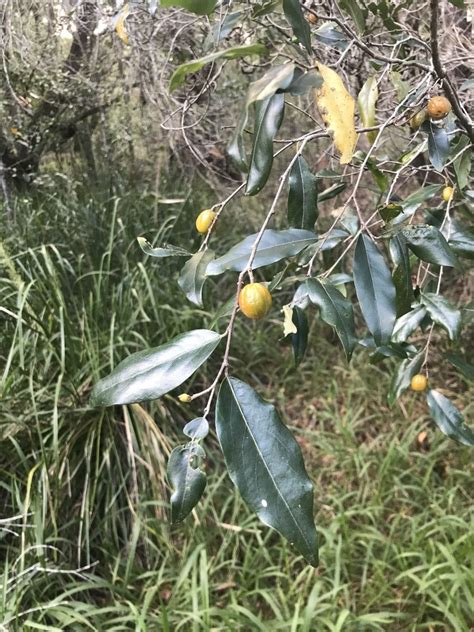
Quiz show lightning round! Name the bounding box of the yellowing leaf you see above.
[115,4,129,45]
[357,76,378,144]
[315,63,357,164]
[282,305,297,336]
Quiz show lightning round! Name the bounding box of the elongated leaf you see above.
[316,63,357,164]
[138,237,190,258]
[427,390,474,446]
[357,76,378,143]
[446,220,474,260]
[282,0,312,54]
[421,292,461,340]
[90,329,222,406]
[390,184,441,225]
[178,250,214,307]
[390,234,414,316]
[291,305,309,366]
[287,156,318,230]
[167,445,207,523]
[228,63,295,172]
[287,70,323,95]
[317,181,347,201]
[337,0,366,33]
[388,351,424,407]
[161,0,216,14]
[353,234,396,345]
[452,135,471,190]
[426,124,450,172]
[170,44,267,91]
[246,94,285,195]
[402,225,458,267]
[207,229,317,276]
[216,377,318,566]
[392,305,427,343]
[313,22,349,50]
[295,279,356,359]
[445,353,474,381]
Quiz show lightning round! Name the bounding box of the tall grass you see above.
[0,186,472,630]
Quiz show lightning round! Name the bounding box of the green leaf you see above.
[392,305,427,343]
[252,0,282,17]
[427,390,473,446]
[357,76,378,144]
[298,228,349,264]
[295,279,356,359]
[167,445,207,523]
[246,94,285,195]
[447,0,465,9]
[183,417,209,440]
[228,63,295,172]
[445,352,474,381]
[388,351,424,407]
[446,220,474,260]
[420,292,461,340]
[169,44,267,91]
[401,225,458,267]
[390,234,414,316]
[353,234,396,346]
[282,0,312,54]
[216,377,318,566]
[313,22,349,50]
[208,11,243,45]
[317,181,347,202]
[452,135,471,190]
[291,306,309,366]
[161,0,216,14]
[390,184,441,225]
[287,69,323,95]
[287,156,318,230]
[206,229,317,276]
[337,0,366,33]
[138,237,190,258]
[426,123,450,172]
[90,329,222,406]
[178,250,214,307]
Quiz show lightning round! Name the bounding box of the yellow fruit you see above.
[409,108,427,130]
[195,209,216,234]
[411,374,428,392]
[178,393,192,403]
[442,186,454,202]
[238,283,272,320]
[427,96,451,120]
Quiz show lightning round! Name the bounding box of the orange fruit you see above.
[195,210,216,234]
[411,374,428,392]
[427,96,451,120]
[442,186,454,202]
[306,13,318,24]
[238,283,272,320]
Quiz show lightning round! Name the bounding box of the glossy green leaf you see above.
[446,220,474,260]
[427,390,474,446]
[317,181,347,202]
[388,351,423,407]
[353,234,396,345]
[167,445,207,523]
[282,0,312,54]
[287,156,318,230]
[390,234,414,317]
[357,76,377,142]
[452,135,471,190]
[295,279,356,359]
[90,329,222,406]
[170,44,267,91]
[216,377,318,566]
[420,292,461,340]
[246,94,285,195]
[178,250,214,307]
[426,123,450,172]
[183,417,209,440]
[291,306,309,366]
[390,184,441,225]
[401,225,458,267]
[298,228,349,265]
[161,0,216,14]
[228,64,295,172]
[337,0,366,33]
[206,229,317,276]
[445,353,474,381]
[392,305,427,343]
[138,237,190,258]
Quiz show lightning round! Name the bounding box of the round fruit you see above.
[427,96,451,120]
[411,374,428,392]
[238,283,272,320]
[409,108,427,130]
[442,186,454,202]
[306,13,318,24]
[195,209,216,234]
